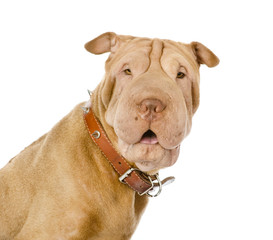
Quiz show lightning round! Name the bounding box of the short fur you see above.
[0,32,219,239]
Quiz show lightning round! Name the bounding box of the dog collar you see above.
[82,105,175,197]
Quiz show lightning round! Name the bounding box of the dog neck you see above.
[90,83,119,151]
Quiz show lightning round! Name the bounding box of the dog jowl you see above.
[0,32,219,239]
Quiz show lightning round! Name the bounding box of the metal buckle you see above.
[119,168,137,182]
[119,168,163,197]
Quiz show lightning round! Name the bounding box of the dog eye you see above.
[177,72,185,79]
[124,69,132,75]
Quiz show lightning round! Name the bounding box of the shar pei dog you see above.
[0,32,219,239]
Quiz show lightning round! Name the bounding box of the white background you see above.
[0,0,272,239]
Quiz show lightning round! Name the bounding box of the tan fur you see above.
[0,32,219,239]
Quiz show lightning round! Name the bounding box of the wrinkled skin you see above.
[86,32,219,173]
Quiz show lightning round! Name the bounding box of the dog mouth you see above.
[117,129,180,172]
[139,130,158,145]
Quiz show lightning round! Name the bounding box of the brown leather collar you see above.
[83,106,175,197]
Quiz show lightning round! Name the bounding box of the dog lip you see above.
[135,161,156,172]
[139,130,158,144]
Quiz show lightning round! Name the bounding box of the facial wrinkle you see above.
[148,39,164,71]
[164,40,199,72]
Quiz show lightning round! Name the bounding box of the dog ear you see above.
[85,32,118,54]
[190,42,219,67]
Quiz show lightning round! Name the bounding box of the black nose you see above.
[138,99,166,121]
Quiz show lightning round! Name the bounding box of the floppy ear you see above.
[190,42,219,67]
[85,32,118,54]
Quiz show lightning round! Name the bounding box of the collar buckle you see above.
[119,168,172,197]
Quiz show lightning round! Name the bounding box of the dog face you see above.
[85,32,219,173]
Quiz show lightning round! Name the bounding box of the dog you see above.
[0,32,219,239]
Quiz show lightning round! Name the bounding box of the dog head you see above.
[85,32,219,173]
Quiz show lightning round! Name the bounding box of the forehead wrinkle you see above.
[165,40,199,66]
[124,38,151,52]
[148,39,165,71]
[107,38,151,68]
[160,41,200,85]
[163,40,199,72]
[150,39,164,60]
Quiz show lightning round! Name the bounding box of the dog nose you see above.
[138,99,166,121]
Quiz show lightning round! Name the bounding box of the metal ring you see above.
[92,130,100,139]
[146,174,162,197]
